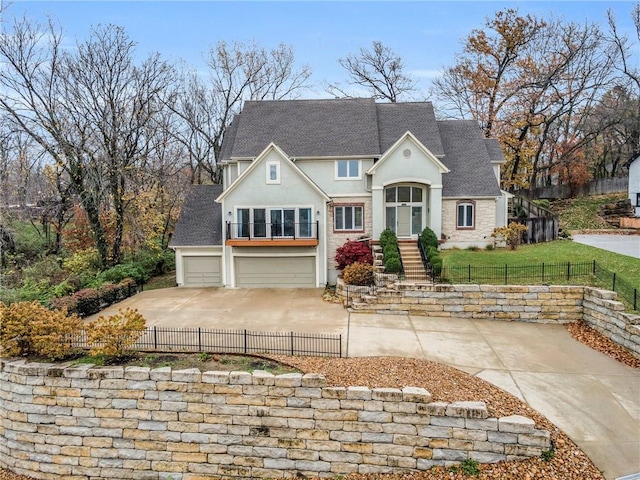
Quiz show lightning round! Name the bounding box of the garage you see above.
[234,256,316,288]
[183,256,222,287]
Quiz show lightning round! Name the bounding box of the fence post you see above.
[244,330,248,354]
[290,332,294,356]
[153,326,157,350]
[612,273,616,292]
[592,260,596,275]
[541,263,545,283]
[504,264,508,285]
[567,262,571,281]
[634,289,638,311]
[339,334,342,358]
[468,264,471,283]
[198,327,202,352]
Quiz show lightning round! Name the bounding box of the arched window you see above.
[456,201,475,229]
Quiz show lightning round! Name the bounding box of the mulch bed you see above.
[3,319,636,480]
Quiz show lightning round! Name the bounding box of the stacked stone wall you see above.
[0,362,550,480]
[337,281,640,359]
[340,282,584,324]
[583,287,640,358]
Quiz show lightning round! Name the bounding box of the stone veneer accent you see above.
[0,362,550,480]
[441,198,496,248]
[337,281,640,359]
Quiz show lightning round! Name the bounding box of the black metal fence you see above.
[73,327,342,357]
[364,260,638,311]
[440,260,638,311]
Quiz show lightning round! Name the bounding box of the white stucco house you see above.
[627,154,640,217]
[170,98,509,288]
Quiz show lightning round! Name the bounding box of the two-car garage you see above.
[234,256,316,288]
[174,248,318,288]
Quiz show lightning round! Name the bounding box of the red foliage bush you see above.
[335,240,373,270]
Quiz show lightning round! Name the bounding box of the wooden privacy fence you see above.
[72,327,343,357]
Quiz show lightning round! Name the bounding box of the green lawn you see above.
[440,240,640,293]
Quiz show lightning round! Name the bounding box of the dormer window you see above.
[336,160,361,180]
[266,161,280,184]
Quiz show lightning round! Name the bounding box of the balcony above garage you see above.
[225,221,319,247]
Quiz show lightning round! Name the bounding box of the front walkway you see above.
[90,288,640,479]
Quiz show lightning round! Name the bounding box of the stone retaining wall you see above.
[337,281,640,358]
[583,287,640,357]
[0,361,550,480]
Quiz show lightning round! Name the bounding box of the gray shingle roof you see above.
[484,138,506,164]
[376,102,444,156]
[220,98,504,198]
[228,98,380,158]
[437,120,502,197]
[169,185,223,247]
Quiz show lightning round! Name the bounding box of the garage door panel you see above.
[235,257,315,288]
[184,256,221,287]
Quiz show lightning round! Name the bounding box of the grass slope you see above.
[441,240,640,291]
[551,193,627,231]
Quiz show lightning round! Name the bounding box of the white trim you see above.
[367,131,450,175]
[216,143,331,202]
[334,205,364,231]
[234,154,377,162]
[327,192,372,198]
[443,195,500,200]
[335,159,362,180]
[266,161,280,184]
[382,178,433,187]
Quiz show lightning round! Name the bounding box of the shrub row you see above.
[379,229,401,273]
[0,301,146,361]
[48,278,137,317]
[420,227,442,277]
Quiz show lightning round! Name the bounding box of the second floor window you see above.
[335,205,363,231]
[336,160,360,179]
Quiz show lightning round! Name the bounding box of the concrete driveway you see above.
[572,234,640,259]
[90,287,640,479]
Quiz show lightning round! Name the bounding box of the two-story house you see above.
[170,98,509,288]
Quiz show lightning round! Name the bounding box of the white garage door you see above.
[235,257,315,288]
[183,256,222,287]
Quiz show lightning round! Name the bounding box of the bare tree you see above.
[0,18,176,267]
[170,41,312,184]
[605,4,640,161]
[328,41,416,102]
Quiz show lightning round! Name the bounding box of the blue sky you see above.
[4,1,639,97]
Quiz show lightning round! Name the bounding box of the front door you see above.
[397,206,411,237]
[385,185,426,238]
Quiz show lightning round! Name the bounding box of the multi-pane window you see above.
[336,160,360,179]
[235,207,313,238]
[457,202,474,228]
[335,205,363,231]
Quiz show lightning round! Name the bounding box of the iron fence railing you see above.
[72,327,342,357]
[441,261,595,285]
[226,221,319,241]
[358,260,637,311]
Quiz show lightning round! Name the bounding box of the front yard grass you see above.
[440,240,640,292]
